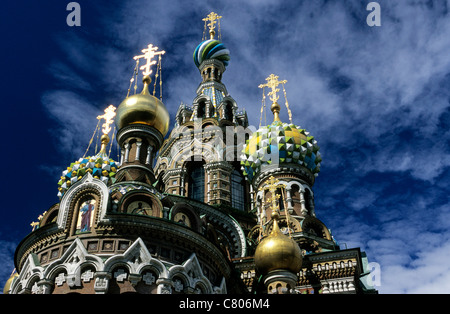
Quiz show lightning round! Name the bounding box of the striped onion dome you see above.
[193,39,230,67]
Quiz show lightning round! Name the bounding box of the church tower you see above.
[154,12,252,231]
[239,74,377,294]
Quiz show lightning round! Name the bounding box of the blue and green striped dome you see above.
[194,39,230,67]
[240,121,321,181]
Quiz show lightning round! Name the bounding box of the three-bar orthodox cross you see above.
[133,44,166,77]
[203,12,222,40]
[258,74,287,104]
[97,104,116,135]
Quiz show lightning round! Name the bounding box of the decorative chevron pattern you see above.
[240,121,321,181]
[193,39,230,67]
[57,153,118,199]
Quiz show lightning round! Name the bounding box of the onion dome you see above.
[240,121,321,181]
[115,76,170,137]
[254,212,303,275]
[57,135,118,199]
[2,271,18,294]
[193,39,230,68]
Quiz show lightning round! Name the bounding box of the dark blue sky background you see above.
[1,0,450,293]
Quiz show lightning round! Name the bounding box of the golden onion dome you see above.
[3,271,18,294]
[115,76,170,137]
[254,213,303,275]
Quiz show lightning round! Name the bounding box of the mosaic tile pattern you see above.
[240,121,321,181]
[57,153,118,199]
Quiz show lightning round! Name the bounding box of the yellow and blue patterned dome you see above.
[240,121,321,181]
[193,39,230,67]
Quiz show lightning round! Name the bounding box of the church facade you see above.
[4,13,377,295]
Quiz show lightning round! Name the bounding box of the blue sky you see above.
[1,0,450,294]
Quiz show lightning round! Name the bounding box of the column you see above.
[299,191,307,216]
[146,146,154,165]
[124,143,130,163]
[135,140,142,161]
[285,187,294,214]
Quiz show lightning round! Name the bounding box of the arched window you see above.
[188,162,205,202]
[276,187,285,212]
[231,170,245,211]
[197,101,206,118]
[224,102,233,121]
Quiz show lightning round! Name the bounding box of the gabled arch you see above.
[57,173,109,232]
[104,238,167,277]
[10,254,44,294]
[168,253,213,294]
[44,238,104,289]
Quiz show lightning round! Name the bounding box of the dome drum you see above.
[116,124,164,152]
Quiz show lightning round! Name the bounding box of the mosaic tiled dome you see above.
[240,121,321,181]
[57,153,118,199]
[193,39,230,67]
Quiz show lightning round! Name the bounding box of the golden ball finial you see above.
[142,75,152,86]
[254,216,303,275]
[101,134,110,145]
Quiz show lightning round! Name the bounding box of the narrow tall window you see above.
[231,170,245,211]
[197,101,206,118]
[189,164,205,201]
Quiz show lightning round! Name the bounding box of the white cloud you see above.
[379,240,450,294]
[41,90,101,159]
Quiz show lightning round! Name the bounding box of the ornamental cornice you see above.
[15,225,65,272]
[116,124,164,148]
[253,164,315,188]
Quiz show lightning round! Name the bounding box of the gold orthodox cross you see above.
[258,74,287,104]
[30,221,39,231]
[97,105,116,135]
[133,44,166,77]
[259,176,286,214]
[203,12,222,39]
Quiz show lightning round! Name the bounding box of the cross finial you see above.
[133,44,166,77]
[258,74,287,104]
[96,105,117,154]
[259,176,286,215]
[30,221,39,231]
[97,105,116,135]
[259,74,288,122]
[203,12,222,40]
